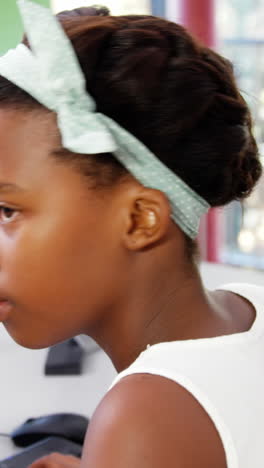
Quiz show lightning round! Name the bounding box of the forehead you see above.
[0,108,61,179]
[0,108,60,150]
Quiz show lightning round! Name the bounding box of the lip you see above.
[0,300,12,321]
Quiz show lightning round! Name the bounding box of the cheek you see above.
[1,216,122,348]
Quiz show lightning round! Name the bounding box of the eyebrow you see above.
[0,183,24,193]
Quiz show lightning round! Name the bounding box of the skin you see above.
[0,109,256,468]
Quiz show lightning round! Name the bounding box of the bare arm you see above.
[80,373,227,468]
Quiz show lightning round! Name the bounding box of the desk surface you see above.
[0,329,116,458]
[0,262,263,459]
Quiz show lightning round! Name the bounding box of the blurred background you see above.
[0,0,264,272]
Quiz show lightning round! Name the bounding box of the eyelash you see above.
[0,206,19,224]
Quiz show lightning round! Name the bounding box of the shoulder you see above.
[81,373,227,468]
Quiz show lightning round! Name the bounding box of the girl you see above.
[0,1,263,467]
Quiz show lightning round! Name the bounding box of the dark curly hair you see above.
[57,5,110,18]
[0,6,262,215]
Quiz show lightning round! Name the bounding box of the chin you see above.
[3,323,68,350]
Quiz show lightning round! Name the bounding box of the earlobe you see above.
[123,189,171,251]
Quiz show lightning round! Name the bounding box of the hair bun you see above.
[58,5,110,19]
[90,5,110,16]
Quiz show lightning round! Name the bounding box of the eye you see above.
[0,206,19,224]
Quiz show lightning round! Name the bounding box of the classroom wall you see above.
[0,0,50,55]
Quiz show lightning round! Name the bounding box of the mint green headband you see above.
[0,0,209,239]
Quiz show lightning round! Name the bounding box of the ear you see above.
[123,188,172,251]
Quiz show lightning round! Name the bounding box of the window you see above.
[216,0,264,269]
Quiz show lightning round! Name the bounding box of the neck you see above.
[86,239,222,372]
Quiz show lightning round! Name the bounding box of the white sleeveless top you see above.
[110,284,264,468]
